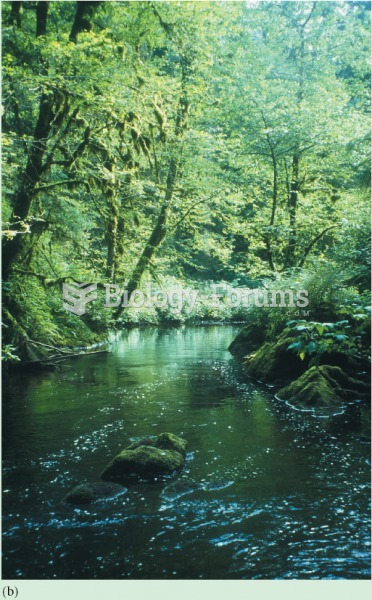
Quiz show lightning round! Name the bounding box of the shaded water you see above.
[2,326,371,579]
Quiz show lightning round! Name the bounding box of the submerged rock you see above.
[160,480,202,501]
[64,482,127,505]
[100,432,187,483]
[160,479,235,502]
[201,479,234,492]
[277,365,370,410]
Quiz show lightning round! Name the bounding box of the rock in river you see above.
[243,330,308,384]
[64,481,127,505]
[160,480,202,501]
[160,478,235,502]
[100,432,187,483]
[277,365,370,410]
[127,432,187,456]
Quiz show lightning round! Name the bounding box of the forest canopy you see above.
[1,1,370,362]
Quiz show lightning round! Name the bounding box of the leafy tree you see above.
[207,1,370,274]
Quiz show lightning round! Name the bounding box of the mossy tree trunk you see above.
[2,3,54,280]
[2,1,102,281]
[114,46,193,320]
[69,1,102,42]
[8,1,23,27]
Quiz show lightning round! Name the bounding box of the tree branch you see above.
[42,106,80,171]
[35,179,83,192]
[12,268,77,287]
[170,197,213,231]
[298,225,338,268]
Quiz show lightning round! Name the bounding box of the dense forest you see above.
[2,0,370,365]
[2,1,371,583]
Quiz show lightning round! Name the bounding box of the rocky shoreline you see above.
[229,323,370,417]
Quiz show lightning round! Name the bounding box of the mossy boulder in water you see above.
[228,323,267,358]
[154,432,187,456]
[244,330,308,384]
[277,365,370,410]
[126,437,156,451]
[64,482,127,505]
[101,446,184,482]
[126,432,187,456]
[100,433,187,483]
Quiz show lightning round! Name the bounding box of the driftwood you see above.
[15,349,110,371]
[3,307,109,369]
[27,339,72,354]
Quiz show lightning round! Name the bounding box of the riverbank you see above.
[229,303,370,424]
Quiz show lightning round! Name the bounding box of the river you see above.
[2,325,371,579]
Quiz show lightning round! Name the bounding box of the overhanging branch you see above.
[298,225,338,268]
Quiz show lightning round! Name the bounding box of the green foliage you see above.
[2,345,21,363]
[231,264,371,358]
[1,1,370,361]
[287,320,358,361]
[116,277,250,326]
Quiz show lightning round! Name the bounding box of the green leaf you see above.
[306,341,317,354]
[288,341,304,352]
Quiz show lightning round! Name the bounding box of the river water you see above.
[2,326,371,579]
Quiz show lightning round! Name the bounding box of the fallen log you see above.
[12,349,110,371]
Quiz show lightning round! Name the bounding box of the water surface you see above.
[2,326,371,579]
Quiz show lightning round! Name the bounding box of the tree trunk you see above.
[264,235,276,272]
[69,1,102,42]
[3,0,97,280]
[113,32,192,321]
[2,92,56,279]
[106,190,119,282]
[269,154,278,227]
[298,225,338,268]
[265,151,278,271]
[8,1,23,28]
[3,0,53,278]
[114,159,177,320]
[36,1,48,37]
[285,152,299,268]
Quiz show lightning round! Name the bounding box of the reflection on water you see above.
[2,326,371,579]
